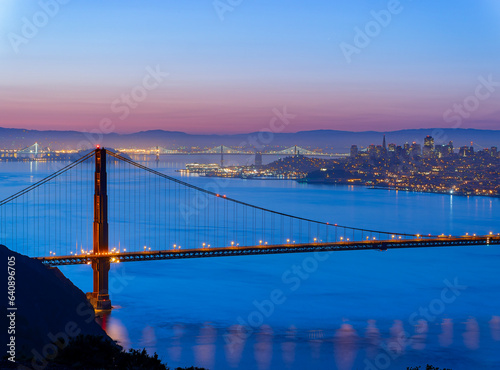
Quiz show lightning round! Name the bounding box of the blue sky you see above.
[1,0,499,133]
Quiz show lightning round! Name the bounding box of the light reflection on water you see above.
[101,316,500,370]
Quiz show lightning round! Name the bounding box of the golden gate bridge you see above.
[0,148,498,310]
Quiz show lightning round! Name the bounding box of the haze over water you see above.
[1,156,499,369]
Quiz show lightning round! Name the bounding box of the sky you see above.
[0,0,499,134]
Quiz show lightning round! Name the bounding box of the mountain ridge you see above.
[1,127,499,151]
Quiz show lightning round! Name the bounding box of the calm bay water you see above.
[1,155,499,369]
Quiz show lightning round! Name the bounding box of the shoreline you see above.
[302,180,500,198]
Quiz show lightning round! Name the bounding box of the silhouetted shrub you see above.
[52,334,167,369]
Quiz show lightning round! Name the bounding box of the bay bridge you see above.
[0,148,498,310]
[0,142,50,159]
[143,145,349,157]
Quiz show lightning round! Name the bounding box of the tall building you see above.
[435,143,453,158]
[395,145,404,157]
[350,145,358,158]
[424,135,435,150]
[491,147,498,157]
[368,144,376,158]
[410,142,421,157]
[382,135,386,150]
[422,135,434,158]
[459,146,474,157]
[255,152,263,167]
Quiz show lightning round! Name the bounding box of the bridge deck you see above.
[37,236,499,266]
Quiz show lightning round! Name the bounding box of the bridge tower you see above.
[220,145,224,168]
[87,148,112,310]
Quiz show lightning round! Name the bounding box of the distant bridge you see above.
[0,143,55,159]
[136,145,348,157]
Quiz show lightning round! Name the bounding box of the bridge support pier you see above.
[87,148,112,311]
[87,258,111,310]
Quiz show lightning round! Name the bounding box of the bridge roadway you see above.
[37,235,500,266]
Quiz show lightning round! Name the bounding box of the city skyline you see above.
[1,1,500,134]
[2,3,500,369]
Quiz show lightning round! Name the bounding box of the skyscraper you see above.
[422,135,435,158]
[424,135,434,150]
[350,145,358,157]
[255,152,263,167]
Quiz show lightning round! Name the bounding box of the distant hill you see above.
[1,127,499,152]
